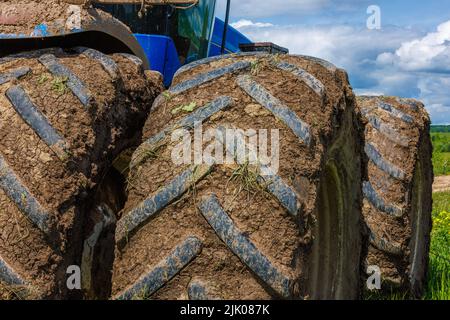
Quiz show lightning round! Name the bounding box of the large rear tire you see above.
[357,96,433,298]
[111,53,364,300]
[0,48,157,299]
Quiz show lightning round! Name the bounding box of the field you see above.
[422,127,450,300]
[427,126,450,300]
[421,127,449,299]
[432,132,450,175]
[425,191,450,300]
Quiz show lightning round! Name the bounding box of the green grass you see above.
[425,191,450,300]
[422,129,449,299]
[432,132,450,175]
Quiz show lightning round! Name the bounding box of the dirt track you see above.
[433,175,450,193]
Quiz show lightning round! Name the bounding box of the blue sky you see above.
[215,0,450,124]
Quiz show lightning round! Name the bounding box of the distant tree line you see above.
[431,125,450,133]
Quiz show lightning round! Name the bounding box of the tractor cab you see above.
[96,0,217,86]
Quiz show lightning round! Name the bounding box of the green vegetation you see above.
[431,125,450,133]
[432,131,450,175]
[227,161,265,199]
[172,102,197,115]
[428,126,449,300]
[51,76,68,95]
[425,191,450,300]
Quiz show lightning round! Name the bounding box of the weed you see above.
[227,160,267,200]
[129,139,166,174]
[37,74,48,85]
[250,59,264,76]
[126,141,164,193]
[131,285,150,300]
[51,76,68,95]
[0,282,37,300]
[172,102,197,115]
[269,53,283,65]
[425,191,450,300]
[162,90,173,102]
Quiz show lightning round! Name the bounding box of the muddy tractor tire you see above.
[111,53,364,300]
[358,96,433,298]
[0,48,158,299]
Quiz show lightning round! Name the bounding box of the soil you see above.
[111,54,363,299]
[433,175,450,193]
[0,1,123,37]
[0,48,159,298]
[357,96,433,297]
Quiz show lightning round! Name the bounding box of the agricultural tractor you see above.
[0,0,432,300]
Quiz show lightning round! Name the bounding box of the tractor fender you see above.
[0,1,149,69]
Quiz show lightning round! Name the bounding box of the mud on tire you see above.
[111,53,364,300]
[358,96,433,298]
[0,48,157,299]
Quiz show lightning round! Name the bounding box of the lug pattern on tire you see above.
[358,96,433,296]
[115,236,203,300]
[198,194,293,298]
[115,164,212,244]
[6,85,70,162]
[38,54,93,106]
[112,53,362,300]
[237,75,312,146]
[0,48,155,298]
[0,67,31,85]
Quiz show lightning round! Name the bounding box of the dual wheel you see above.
[109,53,432,299]
[0,49,432,300]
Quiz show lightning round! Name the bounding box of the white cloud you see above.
[215,0,370,19]
[426,105,450,125]
[232,20,450,123]
[354,90,385,96]
[377,20,450,73]
[234,23,420,72]
[231,20,274,29]
[374,20,450,123]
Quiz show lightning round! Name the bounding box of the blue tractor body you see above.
[134,34,181,87]
[208,17,252,56]
[132,17,251,86]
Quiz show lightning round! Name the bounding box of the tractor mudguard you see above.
[0,0,149,69]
